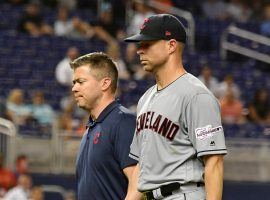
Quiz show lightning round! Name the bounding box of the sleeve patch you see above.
[195,125,222,141]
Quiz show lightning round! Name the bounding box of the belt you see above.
[144,182,204,200]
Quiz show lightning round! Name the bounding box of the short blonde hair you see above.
[70,52,118,93]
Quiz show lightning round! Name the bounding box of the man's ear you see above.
[101,77,112,91]
[168,39,177,54]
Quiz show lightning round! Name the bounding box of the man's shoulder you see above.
[102,102,134,122]
[108,105,136,135]
[116,105,136,120]
[179,73,212,95]
[170,73,217,105]
[139,85,156,101]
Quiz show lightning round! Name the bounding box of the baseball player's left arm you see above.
[124,164,143,200]
[203,154,224,200]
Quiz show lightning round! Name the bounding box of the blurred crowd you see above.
[0,0,269,136]
[0,0,269,199]
[198,65,270,125]
[1,0,270,37]
[1,0,270,36]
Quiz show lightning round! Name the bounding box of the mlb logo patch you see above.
[210,141,215,146]
[195,125,222,141]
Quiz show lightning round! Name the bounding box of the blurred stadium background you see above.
[0,0,270,199]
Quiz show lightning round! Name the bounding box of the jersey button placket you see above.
[149,91,159,106]
[141,91,160,184]
[140,91,158,183]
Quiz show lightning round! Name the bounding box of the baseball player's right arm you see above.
[125,164,143,200]
[203,154,224,200]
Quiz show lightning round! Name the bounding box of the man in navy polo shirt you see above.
[70,52,138,200]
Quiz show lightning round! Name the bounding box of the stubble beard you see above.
[143,62,163,74]
[77,102,87,110]
[143,62,155,73]
[76,98,89,111]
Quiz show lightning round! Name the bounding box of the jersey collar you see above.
[86,100,120,128]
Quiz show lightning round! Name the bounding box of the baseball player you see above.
[124,14,227,200]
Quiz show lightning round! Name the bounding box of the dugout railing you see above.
[0,115,80,174]
[220,24,270,64]
[0,118,58,173]
[0,118,16,169]
[2,117,270,182]
[55,131,270,181]
[224,137,270,182]
[54,131,81,174]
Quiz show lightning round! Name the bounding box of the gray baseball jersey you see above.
[129,73,227,191]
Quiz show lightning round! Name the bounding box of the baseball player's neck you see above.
[155,62,186,90]
[90,95,115,121]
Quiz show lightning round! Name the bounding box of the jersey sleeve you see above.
[129,97,144,161]
[129,130,140,161]
[185,93,227,157]
[114,113,138,169]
